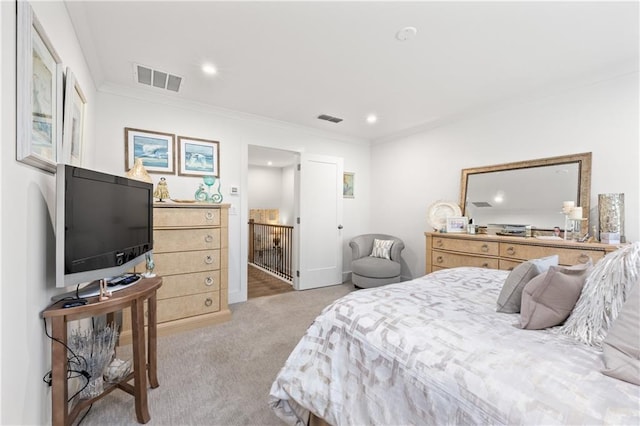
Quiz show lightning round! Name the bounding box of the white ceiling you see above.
[65,1,639,143]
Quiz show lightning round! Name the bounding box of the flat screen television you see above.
[55,164,153,291]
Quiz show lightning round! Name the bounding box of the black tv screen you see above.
[55,164,153,288]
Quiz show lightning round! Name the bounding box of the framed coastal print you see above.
[62,68,86,166]
[343,172,355,198]
[125,127,175,174]
[177,136,220,177]
[17,1,64,173]
[446,216,469,233]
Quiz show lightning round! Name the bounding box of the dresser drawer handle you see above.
[205,255,214,264]
[578,254,590,263]
[481,244,489,253]
[205,234,213,243]
[204,298,213,307]
[436,256,444,264]
[435,239,444,248]
[482,263,489,268]
[205,212,214,220]
[506,246,516,255]
[205,276,214,286]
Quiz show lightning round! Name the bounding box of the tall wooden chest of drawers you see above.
[425,232,619,275]
[121,203,231,344]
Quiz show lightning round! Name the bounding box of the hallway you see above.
[247,264,294,299]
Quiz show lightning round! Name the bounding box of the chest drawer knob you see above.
[205,234,213,243]
[204,298,213,307]
[436,256,444,264]
[205,255,214,264]
[205,276,214,286]
[481,244,489,252]
[482,262,489,268]
[435,239,444,248]
[578,253,591,263]
[205,211,214,220]
[506,246,516,255]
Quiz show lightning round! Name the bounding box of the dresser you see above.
[121,203,231,344]
[425,232,619,274]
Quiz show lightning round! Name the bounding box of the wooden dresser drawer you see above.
[432,236,499,256]
[122,290,221,330]
[157,291,221,323]
[154,228,220,253]
[157,270,220,300]
[153,250,220,276]
[154,207,220,228]
[499,259,522,271]
[500,243,605,265]
[432,251,499,269]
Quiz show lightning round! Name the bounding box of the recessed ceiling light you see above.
[202,63,217,75]
[396,26,417,41]
[366,114,378,124]
[267,161,273,166]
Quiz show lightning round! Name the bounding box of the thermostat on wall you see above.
[229,186,239,195]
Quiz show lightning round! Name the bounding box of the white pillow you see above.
[370,239,394,260]
[559,242,640,347]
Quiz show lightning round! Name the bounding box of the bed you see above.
[269,266,640,425]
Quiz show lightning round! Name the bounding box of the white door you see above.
[294,153,344,290]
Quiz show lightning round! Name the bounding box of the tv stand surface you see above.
[51,274,142,301]
[42,276,163,426]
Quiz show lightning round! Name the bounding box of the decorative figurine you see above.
[195,176,223,203]
[143,252,156,278]
[125,158,153,183]
[153,177,170,202]
[195,183,208,202]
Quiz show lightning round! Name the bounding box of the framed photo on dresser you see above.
[446,216,469,233]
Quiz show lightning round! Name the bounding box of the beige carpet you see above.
[80,282,354,425]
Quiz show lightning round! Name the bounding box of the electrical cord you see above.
[42,318,91,402]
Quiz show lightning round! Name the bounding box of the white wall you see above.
[248,165,283,210]
[371,73,639,279]
[281,165,295,225]
[94,90,372,305]
[1,2,96,424]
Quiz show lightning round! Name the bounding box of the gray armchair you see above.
[349,234,405,288]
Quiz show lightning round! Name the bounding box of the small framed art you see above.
[125,127,175,174]
[177,136,220,177]
[446,216,469,233]
[62,68,86,166]
[17,1,64,173]
[343,172,354,198]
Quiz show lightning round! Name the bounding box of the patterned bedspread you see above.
[269,267,640,425]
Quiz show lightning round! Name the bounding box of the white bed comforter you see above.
[269,267,640,425]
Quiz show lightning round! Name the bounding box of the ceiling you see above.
[65,1,639,143]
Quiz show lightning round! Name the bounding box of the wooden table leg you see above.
[131,297,150,424]
[51,317,69,426]
[147,293,159,388]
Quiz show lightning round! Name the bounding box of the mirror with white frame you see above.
[460,153,591,232]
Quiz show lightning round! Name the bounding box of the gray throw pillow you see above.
[520,262,592,330]
[602,282,640,385]
[496,255,559,313]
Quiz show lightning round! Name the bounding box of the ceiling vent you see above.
[317,114,343,124]
[134,64,182,92]
[472,201,493,207]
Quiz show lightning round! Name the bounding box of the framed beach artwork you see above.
[177,136,220,177]
[343,172,355,198]
[17,1,64,173]
[62,68,86,166]
[125,127,175,174]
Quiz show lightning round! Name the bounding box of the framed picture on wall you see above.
[177,136,220,177]
[17,1,64,173]
[343,172,355,198]
[62,68,86,166]
[125,127,175,174]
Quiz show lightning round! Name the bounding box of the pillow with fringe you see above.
[558,242,640,347]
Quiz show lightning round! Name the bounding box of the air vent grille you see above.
[472,201,493,207]
[317,114,343,123]
[134,64,182,92]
